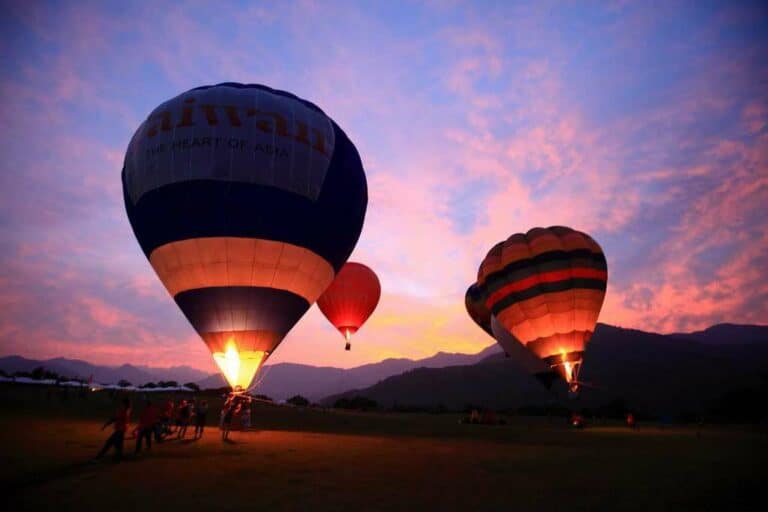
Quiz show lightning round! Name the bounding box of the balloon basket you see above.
[345,342,351,351]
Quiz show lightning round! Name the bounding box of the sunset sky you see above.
[1,1,766,373]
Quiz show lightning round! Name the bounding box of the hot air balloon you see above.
[122,83,367,390]
[465,283,493,338]
[317,262,380,350]
[475,226,607,391]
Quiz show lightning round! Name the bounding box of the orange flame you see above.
[561,349,574,383]
[212,338,265,390]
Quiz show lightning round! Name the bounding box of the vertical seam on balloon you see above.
[269,242,286,289]
[540,229,560,346]
[270,92,277,188]
[515,232,536,347]
[241,238,257,343]
[288,94,298,197]
[217,87,234,341]
[568,231,579,362]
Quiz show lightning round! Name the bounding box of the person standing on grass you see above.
[240,399,251,431]
[135,400,159,454]
[160,399,175,439]
[194,399,209,439]
[221,400,236,441]
[188,398,196,427]
[177,399,191,439]
[94,397,131,461]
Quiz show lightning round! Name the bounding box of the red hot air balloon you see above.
[317,262,381,350]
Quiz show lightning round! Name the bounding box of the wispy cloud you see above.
[0,1,766,371]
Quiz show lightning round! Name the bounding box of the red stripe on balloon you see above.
[486,268,607,308]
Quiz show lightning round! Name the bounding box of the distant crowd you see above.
[94,393,254,461]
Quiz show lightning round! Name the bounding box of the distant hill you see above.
[4,323,765,413]
[0,356,209,385]
[323,323,768,416]
[197,344,502,400]
[578,323,768,414]
[669,323,767,345]
[134,364,210,384]
[0,345,501,396]
[323,361,556,410]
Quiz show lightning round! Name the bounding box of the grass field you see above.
[1,385,765,511]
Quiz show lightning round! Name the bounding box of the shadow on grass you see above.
[3,456,133,494]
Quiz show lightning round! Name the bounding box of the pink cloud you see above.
[79,297,134,328]
[1,1,766,376]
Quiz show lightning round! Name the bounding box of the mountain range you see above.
[2,323,765,415]
[0,344,501,399]
[196,345,500,400]
[324,323,768,416]
[0,356,211,385]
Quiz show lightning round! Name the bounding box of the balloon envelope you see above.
[123,83,367,389]
[317,262,380,348]
[476,226,607,386]
[465,283,493,337]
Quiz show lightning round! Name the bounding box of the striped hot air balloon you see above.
[475,226,607,390]
[317,262,380,350]
[123,83,367,390]
[465,282,493,338]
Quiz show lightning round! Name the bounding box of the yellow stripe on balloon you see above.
[149,237,335,304]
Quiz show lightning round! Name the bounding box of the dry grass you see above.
[1,387,765,511]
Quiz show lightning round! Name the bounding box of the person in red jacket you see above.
[135,400,159,454]
[95,398,131,461]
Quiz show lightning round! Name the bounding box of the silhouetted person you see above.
[240,401,251,431]
[135,400,159,454]
[194,400,209,439]
[160,399,175,439]
[221,401,236,441]
[95,398,131,461]
[177,399,191,439]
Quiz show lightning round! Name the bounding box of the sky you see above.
[0,0,766,373]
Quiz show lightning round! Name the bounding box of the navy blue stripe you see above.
[483,249,607,293]
[123,121,366,272]
[174,287,310,336]
[490,278,607,316]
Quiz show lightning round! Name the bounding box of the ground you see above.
[1,385,765,511]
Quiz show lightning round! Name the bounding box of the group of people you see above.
[94,395,230,462]
[219,393,252,441]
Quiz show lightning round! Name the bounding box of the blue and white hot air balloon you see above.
[122,83,367,389]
